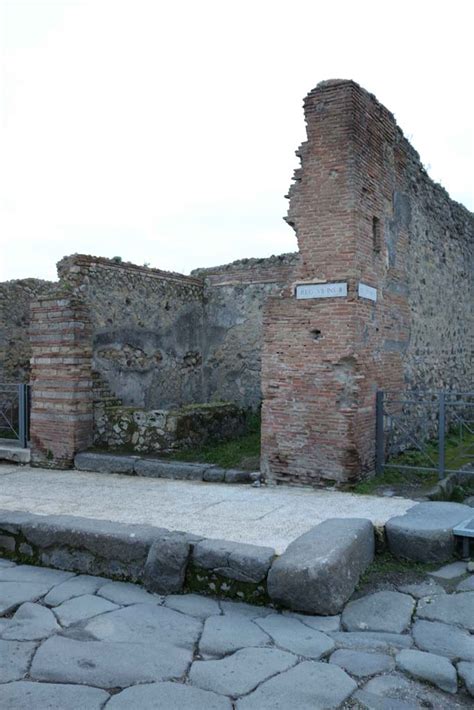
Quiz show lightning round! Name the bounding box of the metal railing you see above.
[0,383,30,448]
[376,390,474,480]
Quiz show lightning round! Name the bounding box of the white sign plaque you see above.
[358,282,377,302]
[295,282,348,300]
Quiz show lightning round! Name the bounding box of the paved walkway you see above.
[0,558,473,708]
[0,464,416,553]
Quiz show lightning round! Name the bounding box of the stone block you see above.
[267,518,374,614]
[202,467,225,482]
[135,459,206,480]
[143,533,191,594]
[192,538,275,583]
[224,469,251,484]
[75,452,137,474]
[386,502,474,562]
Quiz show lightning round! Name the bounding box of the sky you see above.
[0,0,473,282]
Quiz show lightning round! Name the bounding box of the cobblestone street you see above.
[0,558,473,708]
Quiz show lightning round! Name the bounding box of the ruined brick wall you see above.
[0,279,55,382]
[193,254,298,409]
[57,255,205,410]
[261,80,473,487]
[30,295,93,468]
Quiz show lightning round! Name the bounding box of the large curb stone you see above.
[75,452,137,474]
[143,533,191,594]
[386,502,473,562]
[0,510,166,582]
[267,518,374,614]
[134,459,209,480]
[192,538,275,583]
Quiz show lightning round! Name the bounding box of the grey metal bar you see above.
[438,391,445,480]
[18,384,28,448]
[375,390,384,475]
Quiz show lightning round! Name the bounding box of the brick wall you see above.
[29,295,93,468]
[261,80,473,487]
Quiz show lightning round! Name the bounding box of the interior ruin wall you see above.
[193,254,298,409]
[0,279,55,382]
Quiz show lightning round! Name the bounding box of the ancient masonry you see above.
[0,80,472,484]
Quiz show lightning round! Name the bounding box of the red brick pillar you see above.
[29,294,93,468]
[261,80,407,487]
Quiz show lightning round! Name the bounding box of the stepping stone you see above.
[0,565,75,585]
[412,620,474,661]
[200,614,271,657]
[189,647,297,697]
[396,649,457,694]
[256,614,334,659]
[457,576,474,592]
[267,518,374,614]
[429,561,467,579]
[457,661,474,697]
[107,681,232,709]
[98,581,162,606]
[0,640,36,682]
[237,660,357,709]
[44,575,107,606]
[219,599,275,619]
[330,631,413,652]
[416,592,474,631]
[164,593,220,618]
[386,502,473,563]
[0,681,109,710]
[329,648,395,677]
[84,602,202,649]
[2,602,60,640]
[30,635,192,688]
[282,610,341,632]
[342,591,415,633]
[54,594,120,626]
[398,580,446,599]
[0,582,52,614]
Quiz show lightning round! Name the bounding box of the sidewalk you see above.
[0,464,415,553]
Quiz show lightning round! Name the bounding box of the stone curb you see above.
[0,510,373,612]
[75,452,260,485]
[1,502,466,612]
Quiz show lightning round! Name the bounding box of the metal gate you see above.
[376,390,474,480]
[0,383,30,448]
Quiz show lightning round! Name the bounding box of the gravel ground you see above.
[0,464,417,553]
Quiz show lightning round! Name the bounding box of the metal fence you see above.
[0,383,30,448]
[376,390,474,480]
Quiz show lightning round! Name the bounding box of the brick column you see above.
[29,294,93,468]
[261,80,408,487]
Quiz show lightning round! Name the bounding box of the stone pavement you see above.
[0,558,473,708]
[0,464,415,553]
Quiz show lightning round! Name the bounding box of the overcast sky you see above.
[0,0,472,282]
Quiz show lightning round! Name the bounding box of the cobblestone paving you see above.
[0,558,473,709]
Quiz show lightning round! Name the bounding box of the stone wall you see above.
[57,255,205,410]
[94,402,246,454]
[194,254,298,409]
[261,80,473,487]
[0,279,55,382]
